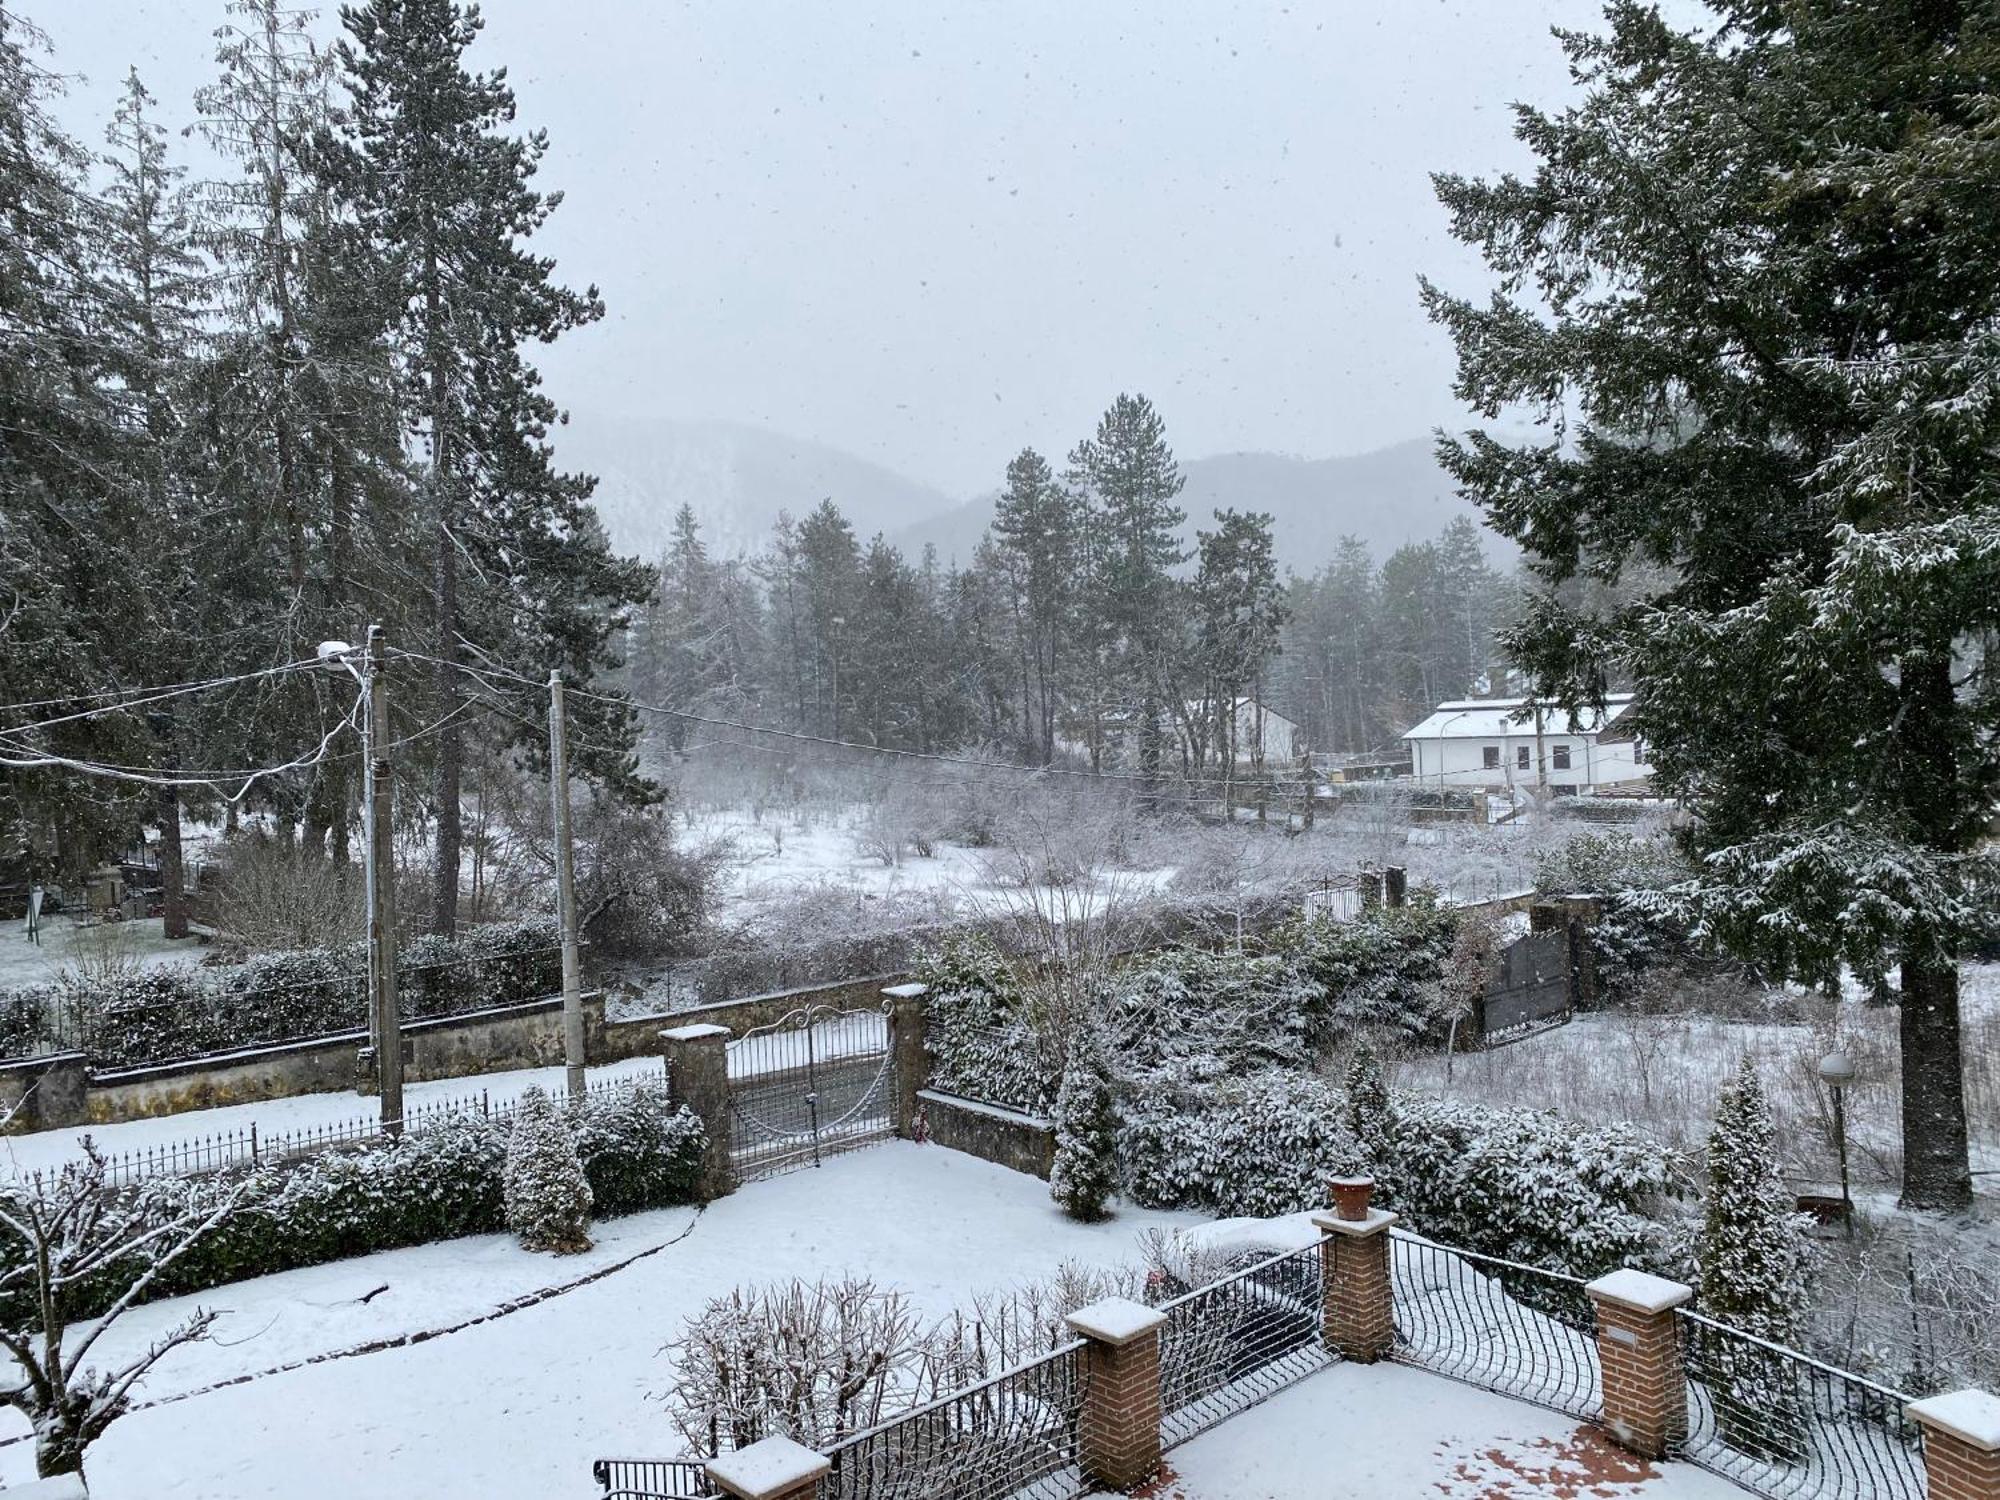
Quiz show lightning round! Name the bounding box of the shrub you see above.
[1049,1027,1116,1221]
[0,1082,705,1317]
[1105,946,1322,1082]
[1118,1071,1363,1219]
[505,1087,594,1253]
[1269,893,1460,1041]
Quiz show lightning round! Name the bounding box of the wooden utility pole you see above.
[363,626,405,1134]
[548,670,585,1099]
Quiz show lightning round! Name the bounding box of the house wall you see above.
[1408,732,1650,792]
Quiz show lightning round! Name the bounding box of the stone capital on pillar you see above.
[1313,1208,1398,1363]
[1585,1269,1693,1460]
[705,1435,830,1500]
[662,1022,734,1199]
[1907,1389,2000,1500]
[1066,1296,1167,1492]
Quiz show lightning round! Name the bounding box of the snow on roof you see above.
[1401,695,1633,742]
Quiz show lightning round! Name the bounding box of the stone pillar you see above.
[1383,865,1408,908]
[1585,1269,1693,1459]
[1907,1390,2000,1500]
[662,1022,734,1199]
[706,1435,829,1500]
[1312,1207,1399,1363]
[0,1052,88,1133]
[1066,1296,1168,1492]
[882,982,929,1140]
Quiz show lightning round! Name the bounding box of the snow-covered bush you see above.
[4,1086,704,1314]
[663,1277,935,1453]
[1533,831,1699,1000]
[0,918,564,1066]
[917,933,1058,1113]
[1118,1070,1363,1219]
[505,1087,594,1253]
[1268,893,1460,1040]
[1105,945,1322,1081]
[1049,1026,1117,1221]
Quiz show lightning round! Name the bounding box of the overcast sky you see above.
[37,0,1627,497]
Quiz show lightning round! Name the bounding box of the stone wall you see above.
[47,993,608,1127]
[917,1088,1056,1180]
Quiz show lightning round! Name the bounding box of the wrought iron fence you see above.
[822,1343,1087,1500]
[1156,1241,1332,1448]
[1386,1231,1601,1421]
[1676,1309,1925,1500]
[69,1067,665,1188]
[593,1458,715,1497]
[724,1004,896,1183]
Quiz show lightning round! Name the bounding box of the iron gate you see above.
[725,1001,897,1181]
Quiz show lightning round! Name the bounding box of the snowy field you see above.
[0,1145,1200,1498]
[0,914,204,992]
[1150,1360,1743,1499]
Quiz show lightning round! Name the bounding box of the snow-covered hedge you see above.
[1270,893,1460,1040]
[0,918,563,1066]
[917,934,1056,1114]
[1118,1067,1680,1279]
[0,1081,703,1316]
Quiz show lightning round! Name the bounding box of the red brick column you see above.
[705,1435,829,1500]
[1066,1296,1168,1491]
[1907,1390,2000,1500]
[1311,1207,1398,1363]
[1585,1269,1692,1459]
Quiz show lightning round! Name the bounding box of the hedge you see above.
[0,1079,706,1321]
[0,917,563,1067]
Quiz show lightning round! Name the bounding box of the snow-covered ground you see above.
[1148,1361,1743,1499]
[0,1144,1202,1499]
[0,915,204,992]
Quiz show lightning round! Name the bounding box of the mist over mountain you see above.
[891,437,1500,573]
[568,415,1499,574]
[563,413,960,561]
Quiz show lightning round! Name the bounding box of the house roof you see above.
[1401,695,1633,741]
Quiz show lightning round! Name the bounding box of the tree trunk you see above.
[156,785,187,940]
[1898,955,1972,1212]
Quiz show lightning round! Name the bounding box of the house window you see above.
[1552,744,1572,770]
[1515,745,1530,770]
[1482,745,1500,769]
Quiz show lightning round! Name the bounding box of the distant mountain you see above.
[561,414,960,561]
[890,438,1504,574]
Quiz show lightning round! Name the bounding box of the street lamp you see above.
[1819,1048,1857,1237]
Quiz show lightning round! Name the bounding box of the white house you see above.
[1399,694,1651,795]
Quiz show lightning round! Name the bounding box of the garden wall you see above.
[0,993,609,1128]
[596,972,906,1061]
[917,1088,1055,1179]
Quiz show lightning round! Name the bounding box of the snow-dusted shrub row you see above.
[0,918,562,1066]
[1118,1069,1680,1279]
[0,1081,703,1314]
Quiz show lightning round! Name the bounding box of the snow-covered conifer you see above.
[504,1087,594,1254]
[1698,1058,1817,1458]
[1050,1025,1117,1222]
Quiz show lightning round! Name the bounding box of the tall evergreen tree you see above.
[1069,394,1185,784]
[326,0,646,932]
[1190,509,1286,778]
[990,447,1081,765]
[1424,3,1997,1208]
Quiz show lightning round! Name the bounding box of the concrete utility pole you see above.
[548,670,585,1099]
[363,626,404,1134]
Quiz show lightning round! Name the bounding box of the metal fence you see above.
[822,1343,1088,1500]
[592,1460,714,1498]
[724,1004,897,1183]
[1386,1231,1602,1422]
[81,1066,665,1188]
[1156,1241,1332,1448]
[1676,1309,1926,1500]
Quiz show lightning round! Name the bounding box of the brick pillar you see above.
[1907,1390,2000,1500]
[1311,1207,1399,1362]
[706,1435,829,1500]
[882,982,929,1140]
[1066,1296,1168,1491]
[662,1022,734,1199]
[1585,1268,1692,1459]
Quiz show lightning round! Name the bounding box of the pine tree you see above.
[1424,3,1998,1210]
[1049,1025,1117,1222]
[1191,510,1286,783]
[990,447,1082,764]
[326,0,647,934]
[1698,1059,1816,1459]
[504,1086,593,1253]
